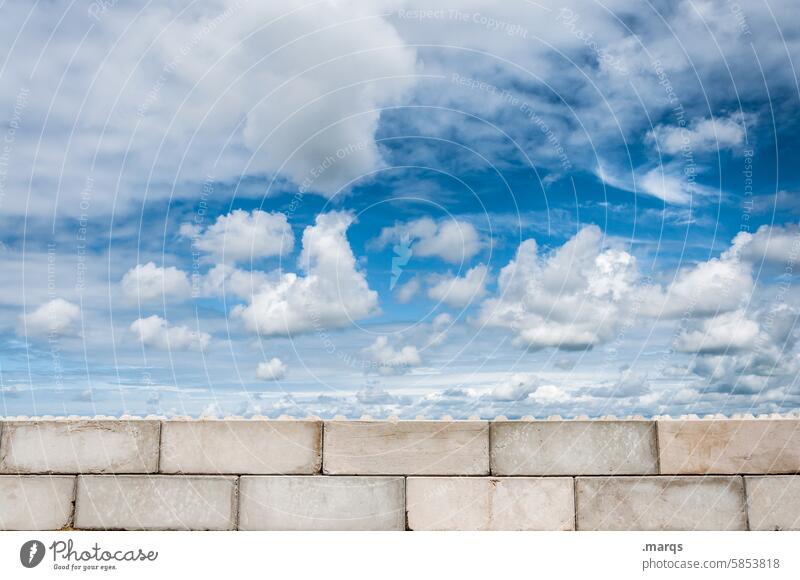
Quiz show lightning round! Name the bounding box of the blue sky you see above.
[0,0,799,418]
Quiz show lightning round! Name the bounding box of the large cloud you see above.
[733,224,800,265]
[20,298,81,338]
[640,247,753,319]
[121,262,191,302]
[256,358,288,381]
[363,336,422,375]
[479,226,639,350]
[677,303,799,393]
[427,264,489,307]
[372,217,484,263]
[130,315,210,351]
[182,210,294,263]
[647,113,747,155]
[232,211,379,335]
[489,373,538,401]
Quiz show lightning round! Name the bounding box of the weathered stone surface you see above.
[658,420,800,474]
[239,476,405,530]
[323,421,489,475]
[74,475,236,530]
[491,421,658,475]
[0,476,74,530]
[576,476,747,530]
[160,420,321,474]
[407,477,574,531]
[0,421,159,474]
[746,476,800,531]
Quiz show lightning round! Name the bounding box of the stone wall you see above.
[1,417,799,530]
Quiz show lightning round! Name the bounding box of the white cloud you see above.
[421,312,454,348]
[676,303,799,393]
[479,226,638,350]
[256,358,287,381]
[675,310,760,354]
[490,373,538,401]
[232,211,379,335]
[641,235,754,319]
[394,277,421,303]
[363,336,422,375]
[529,384,571,404]
[598,162,721,205]
[732,223,800,265]
[374,217,484,263]
[21,298,80,337]
[185,209,294,262]
[121,262,191,302]
[355,383,402,405]
[130,315,210,351]
[427,264,489,308]
[649,114,747,155]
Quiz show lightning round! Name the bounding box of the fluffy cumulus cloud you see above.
[528,384,572,405]
[21,299,81,337]
[641,223,800,320]
[490,373,538,401]
[674,310,761,354]
[733,224,800,265]
[373,218,484,263]
[130,315,210,351]
[121,262,191,302]
[648,114,747,155]
[394,277,421,303]
[181,210,294,263]
[232,211,379,335]
[256,358,287,381]
[363,336,422,375]
[479,226,639,350]
[427,264,489,307]
[640,243,753,319]
[678,304,800,393]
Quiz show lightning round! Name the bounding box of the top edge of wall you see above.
[1,412,798,422]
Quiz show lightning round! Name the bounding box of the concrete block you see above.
[576,476,747,530]
[74,475,236,530]
[323,421,489,475]
[658,420,800,474]
[160,420,321,474]
[745,476,800,531]
[407,477,574,531]
[239,476,405,530]
[0,421,159,474]
[491,421,658,475]
[0,476,75,530]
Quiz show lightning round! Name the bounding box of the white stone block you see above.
[323,421,489,475]
[239,476,405,530]
[159,420,321,474]
[576,476,747,530]
[491,421,658,475]
[74,475,236,530]
[407,477,574,530]
[0,421,159,474]
[658,420,800,474]
[0,475,74,530]
[745,476,800,531]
